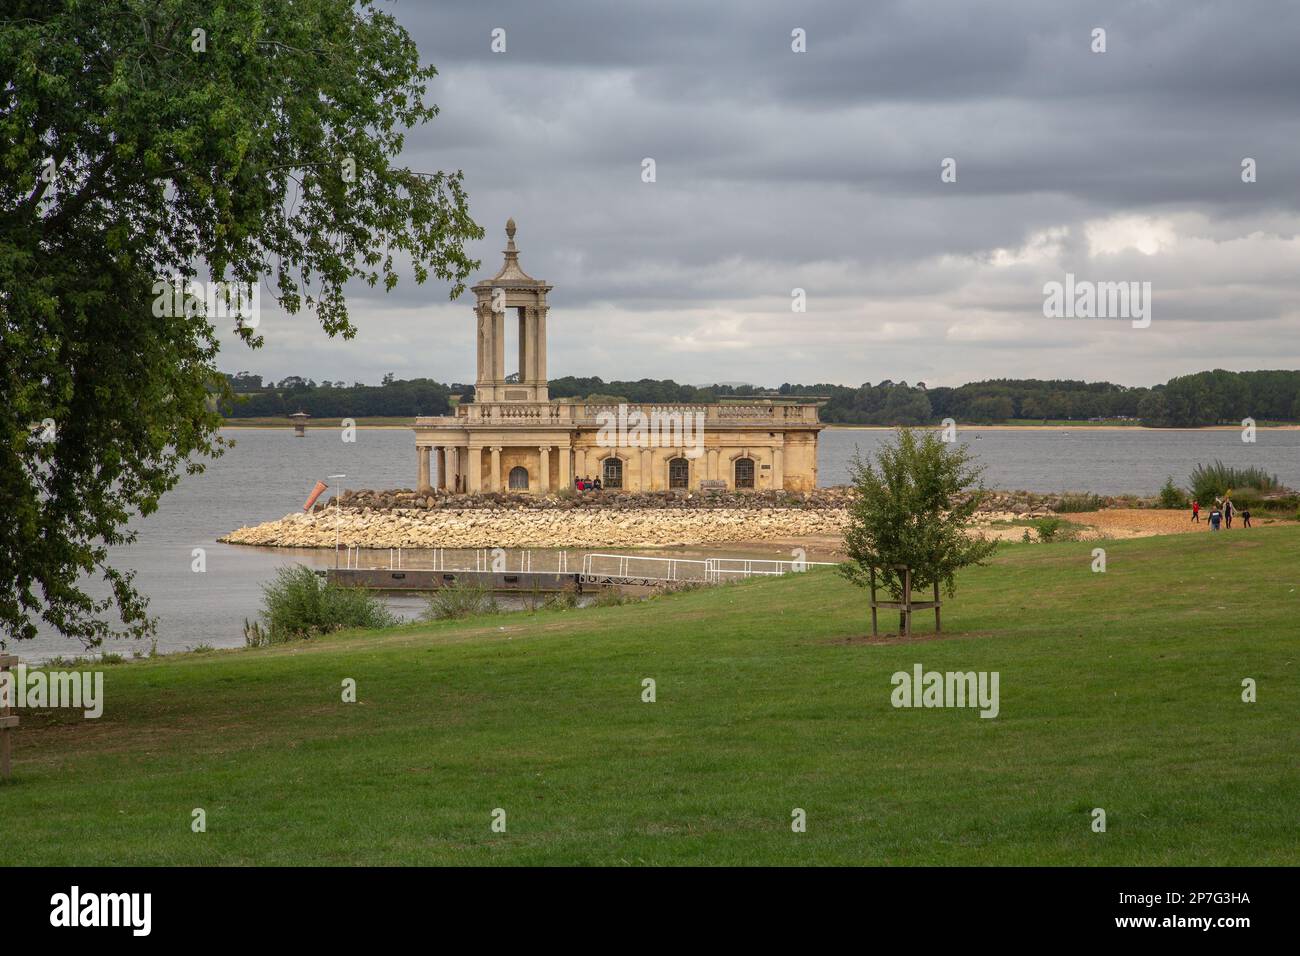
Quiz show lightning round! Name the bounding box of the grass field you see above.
[2,529,1296,865]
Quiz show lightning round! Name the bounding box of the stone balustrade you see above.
[417,400,820,428]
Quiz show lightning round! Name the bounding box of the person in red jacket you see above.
[1191,500,1200,523]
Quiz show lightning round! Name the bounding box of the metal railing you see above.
[336,546,834,585]
[705,557,839,580]
[339,547,570,574]
[580,553,710,584]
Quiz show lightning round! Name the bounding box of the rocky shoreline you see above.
[219,487,1136,551]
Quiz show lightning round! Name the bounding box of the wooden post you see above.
[0,654,17,780]
[868,565,941,638]
[869,567,878,636]
[901,566,912,636]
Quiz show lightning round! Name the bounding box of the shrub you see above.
[1250,493,1298,513]
[422,582,498,621]
[1055,493,1104,513]
[543,590,580,611]
[1189,460,1280,504]
[1034,517,1064,541]
[243,619,269,647]
[1157,477,1189,509]
[591,588,631,607]
[1231,488,1266,512]
[258,565,395,643]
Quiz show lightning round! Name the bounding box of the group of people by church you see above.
[575,475,603,492]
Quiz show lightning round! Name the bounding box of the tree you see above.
[967,395,1015,422]
[1,1,482,647]
[840,428,997,631]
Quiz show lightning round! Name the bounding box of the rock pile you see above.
[221,503,848,550]
[221,487,1136,551]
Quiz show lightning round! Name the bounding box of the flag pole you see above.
[328,474,346,569]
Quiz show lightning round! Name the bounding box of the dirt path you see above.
[1061,508,1284,538]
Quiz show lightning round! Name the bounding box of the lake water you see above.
[11,424,1298,662]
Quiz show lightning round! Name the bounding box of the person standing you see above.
[1223,498,1234,529]
[1241,506,1252,528]
[1209,508,1222,531]
[1191,500,1200,523]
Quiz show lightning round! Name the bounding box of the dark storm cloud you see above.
[222,0,1300,389]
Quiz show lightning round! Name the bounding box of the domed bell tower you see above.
[471,219,551,403]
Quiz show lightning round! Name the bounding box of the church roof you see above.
[474,218,547,288]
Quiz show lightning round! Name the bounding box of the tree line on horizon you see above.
[219,368,1300,427]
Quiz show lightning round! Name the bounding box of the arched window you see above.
[668,457,690,489]
[508,466,529,490]
[602,457,623,489]
[734,457,755,489]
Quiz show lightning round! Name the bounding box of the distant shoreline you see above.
[219,419,1300,432]
[825,423,1300,432]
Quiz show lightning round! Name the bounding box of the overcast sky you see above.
[219,0,1300,389]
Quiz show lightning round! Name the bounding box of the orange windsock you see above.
[303,480,328,511]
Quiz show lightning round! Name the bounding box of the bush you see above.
[258,565,394,643]
[422,582,498,621]
[243,619,269,647]
[1189,460,1280,504]
[1034,517,1065,541]
[1054,493,1104,513]
[1231,488,1266,512]
[543,590,580,611]
[591,588,631,607]
[1157,476,1189,509]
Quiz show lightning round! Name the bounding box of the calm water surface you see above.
[13,425,1298,662]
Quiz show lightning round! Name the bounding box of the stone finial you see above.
[505,218,516,239]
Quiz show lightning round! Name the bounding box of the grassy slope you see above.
[2,529,1297,866]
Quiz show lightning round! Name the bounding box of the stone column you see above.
[417,445,431,492]
[707,447,720,480]
[772,441,785,491]
[436,447,447,490]
[575,446,586,480]
[559,445,571,489]
[538,446,551,493]
[641,449,653,491]
[467,447,482,493]
[448,447,460,492]
[537,307,548,389]
[524,308,535,384]
[493,310,505,384]
[490,446,502,492]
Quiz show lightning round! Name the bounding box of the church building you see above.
[413,221,823,494]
